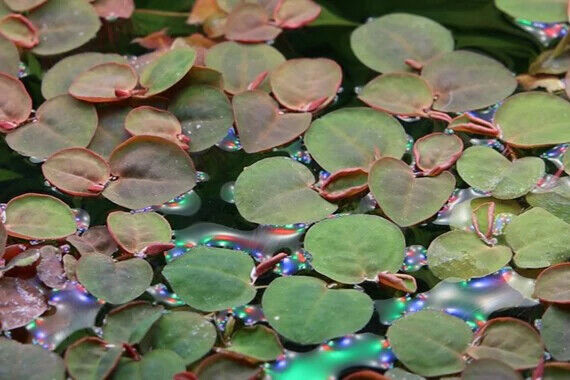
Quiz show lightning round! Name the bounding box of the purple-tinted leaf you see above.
[36,246,66,289]
[0,277,47,330]
[66,226,118,256]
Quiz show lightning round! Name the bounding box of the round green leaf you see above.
[542,305,570,360]
[168,85,233,152]
[233,89,311,153]
[0,338,65,380]
[422,50,517,112]
[205,41,285,94]
[103,302,164,344]
[226,325,283,361]
[505,207,570,268]
[42,148,110,197]
[534,263,570,304]
[0,35,19,77]
[87,105,131,159]
[305,214,405,283]
[358,73,434,116]
[427,230,513,280]
[102,136,197,210]
[369,157,456,227]
[305,107,407,172]
[29,0,101,56]
[6,95,98,160]
[414,133,463,173]
[466,317,544,370]
[0,72,32,128]
[4,193,76,240]
[4,0,47,12]
[495,0,567,22]
[41,52,127,100]
[140,47,196,96]
[262,276,373,344]
[163,246,255,311]
[112,349,186,380]
[107,211,172,254]
[527,177,570,223]
[76,253,153,304]
[387,310,472,377]
[494,92,570,147]
[125,106,186,148]
[234,157,337,224]
[350,13,453,73]
[69,62,138,102]
[462,359,523,380]
[64,337,122,380]
[67,226,118,256]
[457,146,544,199]
[146,311,216,364]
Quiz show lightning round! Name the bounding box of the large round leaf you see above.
[87,105,131,159]
[262,276,373,344]
[462,359,523,380]
[0,338,65,380]
[427,230,512,280]
[505,207,570,268]
[69,62,138,102]
[103,302,164,344]
[493,92,570,147]
[542,306,570,360]
[163,246,256,311]
[205,41,285,94]
[42,148,110,197]
[168,85,233,152]
[304,214,405,283]
[107,211,172,254]
[233,89,311,153]
[0,35,19,77]
[76,253,153,304]
[125,106,186,148]
[350,13,453,73]
[305,107,407,172]
[234,157,337,224]
[4,193,76,239]
[358,73,434,116]
[386,310,473,377]
[457,146,544,199]
[369,157,456,227]
[6,95,98,160]
[270,58,342,112]
[0,73,31,129]
[495,0,568,22]
[64,337,123,380]
[0,277,47,330]
[41,52,127,99]
[102,136,197,210]
[527,177,570,223]
[421,50,517,112]
[140,47,196,96]
[414,133,463,173]
[29,0,101,56]
[466,318,544,370]
[226,326,283,361]
[112,349,186,380]
[534,263,570,304]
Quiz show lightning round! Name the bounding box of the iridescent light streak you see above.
[156,190,202,216]
[273,250,311,276]
[265,334,396,380]
[273,138,312,164]
[433,187,489,227]
[72,208,90,233]
[516,19,567,46]
[401,245,427,272]
[541,143,568,172]
[216,127,242,151]
[375,267,537,330]
[215,305,266,331]
[146,283,185,307]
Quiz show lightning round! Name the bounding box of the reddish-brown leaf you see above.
[0,277,47,330]
[225,3,281,42]
[0,14,39,48]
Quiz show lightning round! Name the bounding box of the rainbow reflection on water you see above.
[516,19,567,46]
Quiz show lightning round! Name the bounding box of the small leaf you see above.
[36,246,66,289]
[66,226,118,256]
[0,73,31,130]
[462,359,523,380]
[318,167,369,201]
[0,338,65,380]
[233,89,311,153]
[0,35,19,77]
[163,246,256,311]
[103,302,164,345]
[112,349,187,380]
[4,0,47,12]
[386,310,473,377]
[194,353,260,379]
[69,62,139,102]
[270,58,342,111]
[4,193,76,240]
[526,177,570,223]
[0,14,38,48]
[226,325,283,361]
[0,277,47,330]
[304,214,405,283]
[534,263,570,304]
[188,0,223,24]
[92,0,135,19]
[234,157,337,224]
[413,133,463,174]
[87,105,131,159]
[140,47,196,96]
[494,0,568,22]
[125,106,187,149]
[107,211,172,254]
[541,305,570,360]
[274,0,321,28]
[262,275,373,344]
[76,253,153,304]
[64,337,123,380]
[378,273,417,293]
[224,3,281,42]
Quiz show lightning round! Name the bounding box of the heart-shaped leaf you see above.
[350,13,453,73]
[225,325,283,361]
[6,95,98,160]
[369,157,456,227]
[233,89,311,153]
[4,0,47,12]
[0,73,31,130]
[457,146,544,199]
[87,105,131,159]
[64,337,123,380]
[0,35,19,77]
[270,58,342,111]
[163,246,256,311]
[427,230,513,280]
[103,302,164,344]
[107,211,172,254]
[205,41,285,94]
[4,193,76,239]
[505,207,570,268]
[422,50,517,112]
[0,338,65,380]
[467,317,544,370]
[494,0,568,22]
[69,62,139,102]
[305,107,407,172]
[274,0,321,28]
[145,311,217,364]
[541,305,570,361]
[534,263,570,304]
[358,73,434,116]
[493,92,570,147]
[112,349,187,380]
[29,0,101,56]
[140,47,196,96]
[304,214,405,283]
[224,3,281,42]
[262,276,373,344]
[462,359,523,380]
[527,177,570,223]
[168,85,233,152]
[42,148,110,197]
[66,226,118,256]
[386,310,473,377]
[76,253,153,304]
[0,277,47,330]
[414,133,463,174]
[41,53,127,100]
[102,136,197,210]
[125,106,187,149]
[234,157,337,224]
[0,14,39,48]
